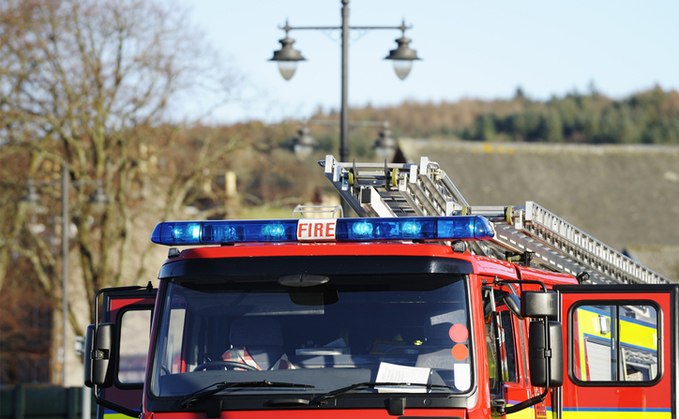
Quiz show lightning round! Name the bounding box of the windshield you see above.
[150,271,473,402]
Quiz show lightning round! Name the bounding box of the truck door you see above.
[95,286,156,419]
[556,284,677,418]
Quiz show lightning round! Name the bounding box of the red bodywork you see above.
[99,241,676,419]
[136,242,576,419]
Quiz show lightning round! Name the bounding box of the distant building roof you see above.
[399,140,679,282]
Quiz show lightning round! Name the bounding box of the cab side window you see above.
[483,287,500,393]
[118,309,152,384]
[484,313,500,393]
[483,288,520,394]
[498,311,518,383]
[572,303,659,383]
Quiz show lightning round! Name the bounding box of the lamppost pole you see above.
[22,163,107,388]
[61,162,68,388]
[340,0,349,163]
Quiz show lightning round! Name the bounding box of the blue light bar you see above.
[150,216,495,246]
[336,218,436,241]
[336,216,494,241]
[151,219,298,245]
[438,216,496,242]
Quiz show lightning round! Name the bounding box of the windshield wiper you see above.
[311,381,455,405]
[178,380,315,408]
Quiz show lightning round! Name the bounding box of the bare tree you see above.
[0,0,241,383]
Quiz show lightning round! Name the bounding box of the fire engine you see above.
[85,155,678,419]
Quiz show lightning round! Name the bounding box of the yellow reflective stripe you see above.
[103,411,133,419]
[563,411,671,419]
[506,404,537,419]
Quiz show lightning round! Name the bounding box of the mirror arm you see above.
[493,278,547,293]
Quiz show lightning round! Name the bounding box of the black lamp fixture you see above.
[269,21,306,81]
[373,121,398,162]
[385,21,421,80]
[22,178,42,205]
[291,124,318,159]
[89,181,109,205]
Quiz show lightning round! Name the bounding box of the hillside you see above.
[310,86,679,146]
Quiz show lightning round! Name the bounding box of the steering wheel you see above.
[193,360,259,372]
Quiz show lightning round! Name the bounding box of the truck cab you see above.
[85,157,678,419]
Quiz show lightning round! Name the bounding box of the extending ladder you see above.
[321,155,672,285]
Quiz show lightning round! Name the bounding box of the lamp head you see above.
[292,125,318,159]
[373,121,398,162]
[385,25,420,80]
[270,36,305,81]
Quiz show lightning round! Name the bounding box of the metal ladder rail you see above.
[466,205,669,284]
[449,205,617,283]
[321,155,673,285]
[519,202,671,285]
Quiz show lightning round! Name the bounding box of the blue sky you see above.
[178,0,679,124]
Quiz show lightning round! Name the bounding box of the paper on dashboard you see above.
[375,362,431,393]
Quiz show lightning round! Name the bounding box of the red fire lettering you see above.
[298,222,308,238]
[314,222,324,237]
[297,220,336,241]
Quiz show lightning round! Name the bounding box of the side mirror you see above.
[522,291,557,319]
[529,321,563,387]
[84,325,95,387]
[502,294,524,320]
[91,323,116,387]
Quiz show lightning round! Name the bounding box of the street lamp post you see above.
[270,0,419,164]
[60,163,69,389]
[22,163,107,388]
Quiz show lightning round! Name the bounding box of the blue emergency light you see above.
[150,215,495,246]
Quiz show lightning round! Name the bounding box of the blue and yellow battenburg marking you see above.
[151,215,496,245]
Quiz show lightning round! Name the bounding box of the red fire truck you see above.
[85,156,678,419]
